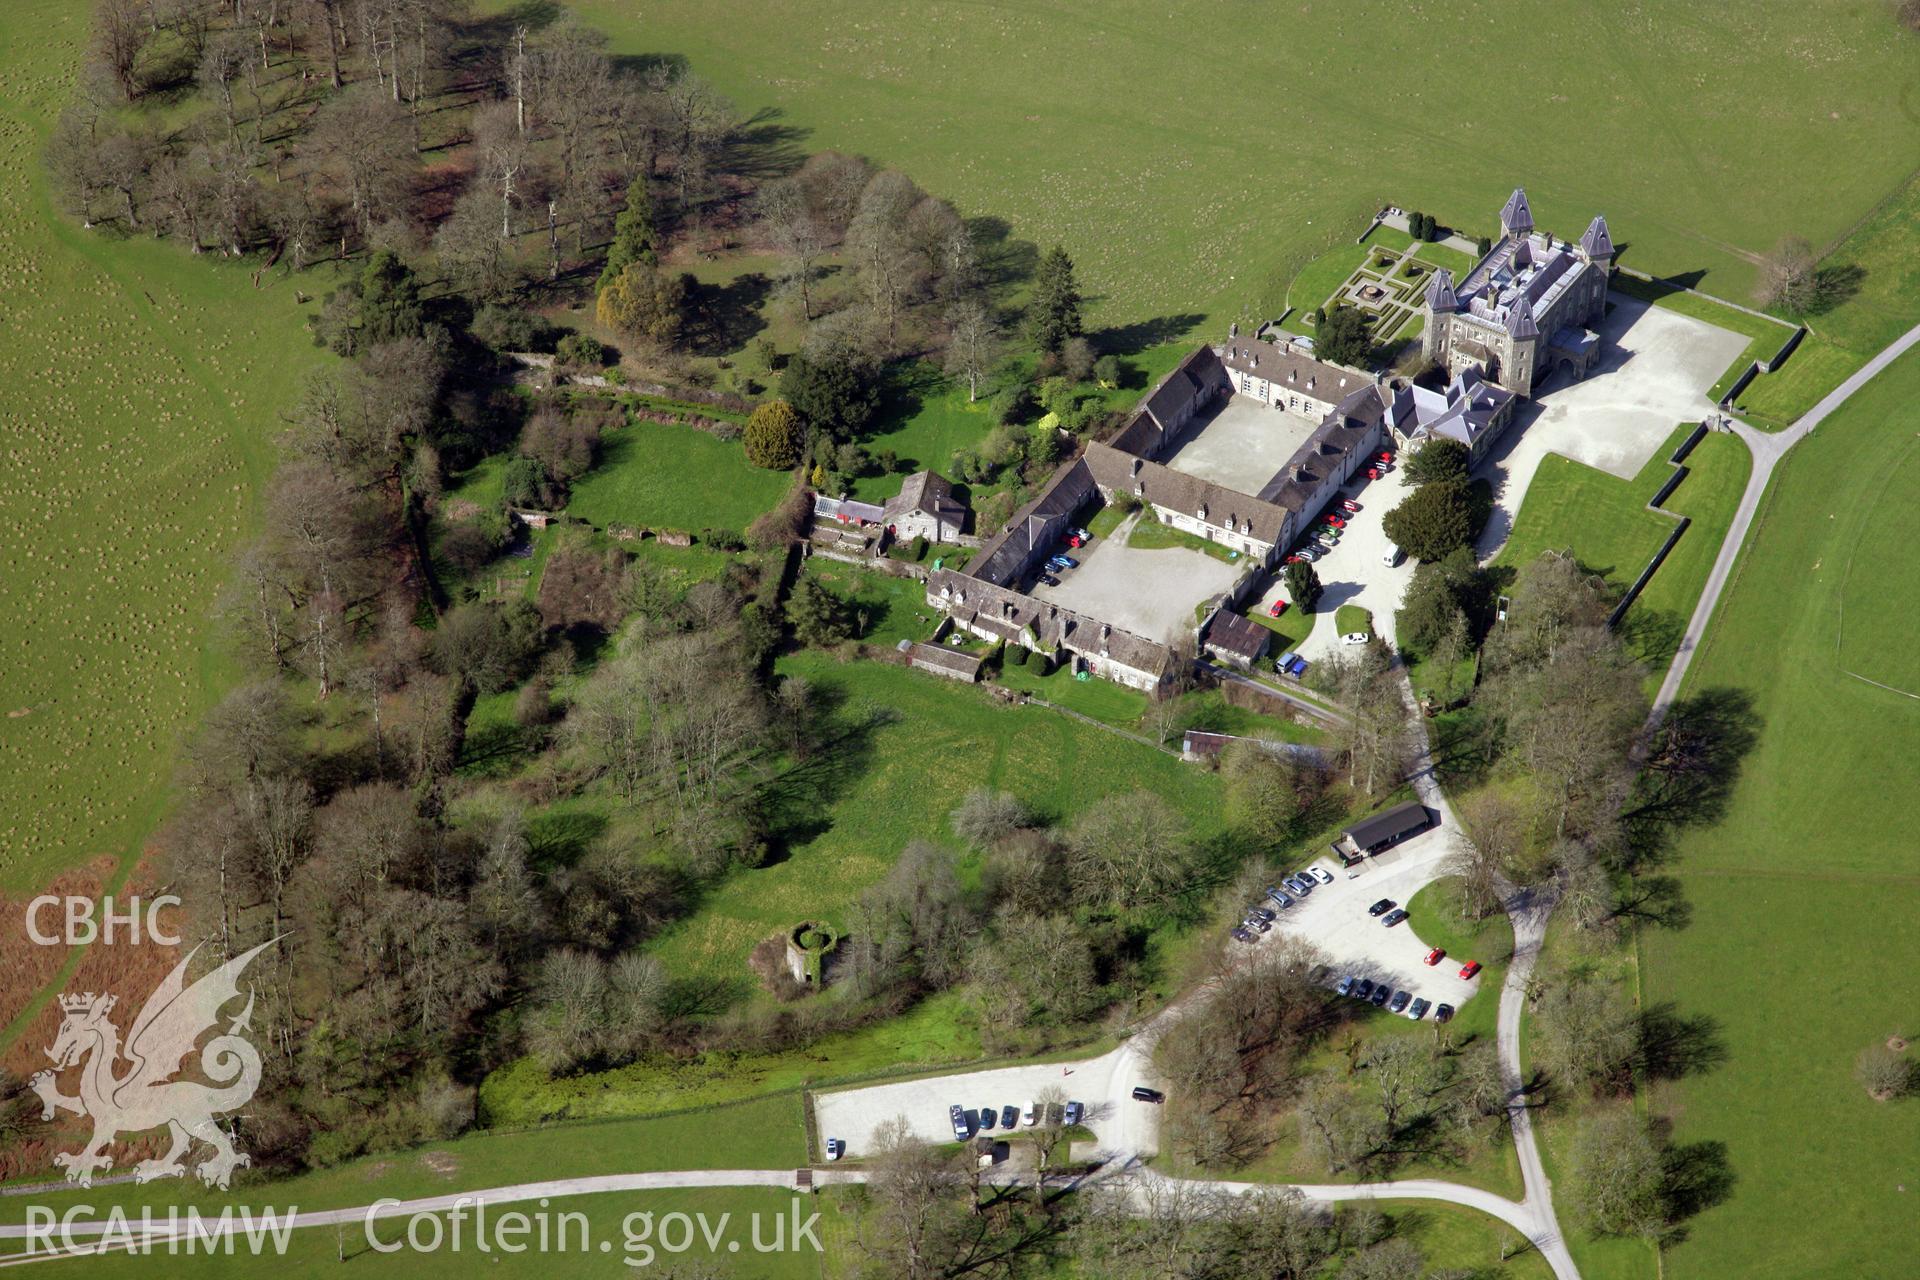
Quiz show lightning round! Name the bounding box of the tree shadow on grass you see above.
[719,107,811,183]
[1638,1002,1728,1082]
[754,681,897,862]
[1087,313,1208,358]
[1623,687,1762,870]
[967,215,1039,296]
[682,271,772,357]
[1660,1138,1737,1234]
[524,807,609,872]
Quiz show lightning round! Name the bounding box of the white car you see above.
[1310,866,1334,885]
[1023,1102,1039,1127]
[1341,631,1371,645]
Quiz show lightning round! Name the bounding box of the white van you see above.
[1382,545,1405,568]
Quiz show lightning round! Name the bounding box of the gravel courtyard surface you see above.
[1164,396,1319,492]
[1475,291,1749,556]
[1030,519,1242,644]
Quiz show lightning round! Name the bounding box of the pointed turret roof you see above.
[1505,295,1539,340]
[1579,214,1614,260]
[1500,187,1533,236]
[1425,268,1458,313]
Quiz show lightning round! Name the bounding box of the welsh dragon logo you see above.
[30,939,274,1189]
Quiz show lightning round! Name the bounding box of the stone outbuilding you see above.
[883,470,969,542]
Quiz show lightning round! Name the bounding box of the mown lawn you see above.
[1637,348,1920,1280]
[565,418,793,534]
[801,559,945,650]
[1492,424,1751,687]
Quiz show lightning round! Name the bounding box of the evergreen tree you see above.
[596,262,685,344]
[742,400,804,470]
[1282,560,1322,610]
[598,177,657,291]
[359,250,424,344]
[1026,245,1084,354]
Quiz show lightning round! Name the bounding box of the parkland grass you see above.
[0,0,335,893]
[1635,348,1920,1280]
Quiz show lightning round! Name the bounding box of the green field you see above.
[1639,350,1920,1280]
[534,0,1920,338]
[0,0,337,892]
[1492,425,1751,684]
[565,419,793,534]
[3,1093,806,1229]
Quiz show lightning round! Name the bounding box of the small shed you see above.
[1204,612,1272,670]
[908,642,984,683]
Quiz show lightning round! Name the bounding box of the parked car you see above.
[1297,546,1323,561]
[1388,989,1412,1013]
[1382,545,1404,568]
[1325,516,1346,529]
[1382,908,1409,926]
[1369,984,1391,1007]
[1408,998,1432,1020]
[1458,960,1482,980]
[1285,875,1312,895]
[1066,534,1084,548]
[1001,1105,1019,1129]
[1340,499,1362,513]
[826,1137,845,1159]
[1230,925,1255,944]
[1063,1101,1084,1126]
[1047,554,1078,570]
[1284,554,1307,565]
[979,1105,996,1130]
[1336,975,1356,996]
[1265,886,1293,907]
[1377,451,1394,463]
[1496,595,1510,622]
[1038,573,1061,587]
[950,1105,969,1140]
[1315,536,1339,549]
[1310,867,1334,885]
[1365,467,1382,480]
[1241,915,1271,933]
[1269,599,1289,617]
[1341,631,1371,646]
[1024,1102,1040,1126]
[1353,978,1376,1001]
[1248,905,1276,923]
[1131,1087,1165,1103]
[1424,947,1446,966]
[1368,898,1396,917]
[1434,1003,1455,1023]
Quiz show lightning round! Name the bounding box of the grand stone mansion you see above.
[920,186,1612,691]
[1422,188,1613,397]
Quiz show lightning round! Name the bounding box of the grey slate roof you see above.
[1205,611,1270,662]
[964,459,1098,586]
[1252,383,1390,514]
[1140,346,1230,431]
[1500,187,1533,234]
[908,642,984,679]
[1221,338,1371,402]
[1344,799,1432,851]
[1505,295,1539,340]
[1578,215,1613,260]
[884,470,967,527]
[927,568,1172,680]
[1425,268,1458,313]
[1082,442,1293,546]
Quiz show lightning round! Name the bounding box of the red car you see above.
[1377,451,1393,463]
[1284,554,1306,565]
[1458,960,1482,981]
[1325,516,1346,529]
[1424,947,1445,966]
[1269,599,1289,617]
[1340,500,1361,513]
[1366,467,1381,480]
